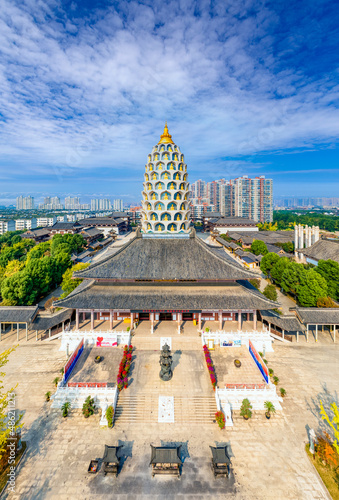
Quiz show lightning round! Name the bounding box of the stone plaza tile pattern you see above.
[1,333,337,499]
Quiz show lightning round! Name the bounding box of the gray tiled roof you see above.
[209,216,257,226]
[0,306,39,324]
[32,309,72,331]
[74,234,259,281]
[296,307,339,324]
[260,310,305,331]
[297,239,339,264]
[56,281,278,311]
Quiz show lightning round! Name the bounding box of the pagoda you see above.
[141,123,190,234]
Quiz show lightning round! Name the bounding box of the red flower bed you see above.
[203,344,217,390]
[117,345,133,391]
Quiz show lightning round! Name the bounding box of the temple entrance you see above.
[139,313,150,321]
[182,313,193,321]
[160,312,173,321]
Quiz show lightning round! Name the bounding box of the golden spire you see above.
[158,122,174,144]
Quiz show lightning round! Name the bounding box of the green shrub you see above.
[82,396,96,418]
[106,405,114,428]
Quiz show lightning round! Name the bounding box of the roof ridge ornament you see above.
[158,122,174,144]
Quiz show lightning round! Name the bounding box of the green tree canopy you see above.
[281,262,307,296]
[315,259,339,301]
[296,269,328,307]
[270,257,290,286]
[251,240,268,256]
[263,284,278,301]
[260,252,280,275]
[1,270,37,305]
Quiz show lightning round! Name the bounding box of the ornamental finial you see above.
[158,122,174,144]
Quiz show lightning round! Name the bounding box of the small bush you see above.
[263,284,278,301]
[82,396,96,418]
[240,398,252,419]
[106,405,114,428]
[280,388,286,397]
[273,376,279,385]
[45,391,51,402]
[215,410,225,429]
[61,401,71,417]
[268,368,274,376]
[53,377,59,387]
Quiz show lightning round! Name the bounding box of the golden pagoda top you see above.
[158,122,174,144]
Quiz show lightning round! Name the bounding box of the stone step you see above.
[114,394,217,424]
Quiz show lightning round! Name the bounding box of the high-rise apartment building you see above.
[113,199,124,211]
[90,199,112,211]
[191,179,206,200]
[65,197,81,209]
[16,196,34,210]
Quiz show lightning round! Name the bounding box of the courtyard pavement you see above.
[1,329,338,499]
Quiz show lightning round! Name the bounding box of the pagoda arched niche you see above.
[155,223,165,232]
[146,182,152,191]
[150,212,159,221]
[150,171,159,181]
[161,212,171,222]
[160,171,170,180]
[155,202,165,211]
[153,152,160,161]
[180,202,186,210]
[144,173,149,181]
[178,163,184,171]
[148,163,154,171]
[168,223,177,232]
[161,152,170,161]
[149,191,158,201]
[146,202,152,210]
[179,182,186,190]
[172,153,179,161]
[180,154,184,161]
[174,172,181,181]
[159,144,166,152]
[167,181,177,190]
[168,202,177,211]
[147,223,152,231]
[161,191,171,201]
[147,154,152,162]
[156,161,165,170]
[167,144,173,152]
[155,181,165,190]
[167,162,175,171]
[174,213,182,221]
[183,173,187,181]
[174,192,182,201]
[180,223,186,231]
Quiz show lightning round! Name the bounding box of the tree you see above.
[0,346,23,459]
[60,262,90,299]
[315,260,339,301]
[270,257,290,286]
[263,284,277,301]
[281,262,307,296]
[251,240,268,256]
[260,252,280,275]
[4,260,25,278]
[317,297,339,308]
[249,279,260,290]
[26,241,51,262]
[0,271,37,305]
[296,269,328,307]
[319,401,339,454]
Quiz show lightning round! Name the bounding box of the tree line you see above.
[0,232,85,306]
[273,211,339,232]
[260,253,339,307]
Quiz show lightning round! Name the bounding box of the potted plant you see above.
[106,405,114,428]
[127,326,131,332]
[215,410,226,429]
[263,358,268,365]
[94,355,101,364]
[268,368,274,377]
[264,401,276,419]
[53,377,59,387]
[234,359,241,368]
[82,396,96,418]
[280,387,286,397]
[273,376,279,386]
[205,327,210,333]
[61,401,71,418]
[240,398,252,420]
[45,391,51,402]
[60,367,64,375]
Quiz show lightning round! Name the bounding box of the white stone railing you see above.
[201,329,274,352]
[51,385,119,427]
[60,330,131,352]
[215,389,233,427]
[217,384,282,411]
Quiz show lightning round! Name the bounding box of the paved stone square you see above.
[212,346,266,387]
[70,347,122,385]
[1,330,338,499]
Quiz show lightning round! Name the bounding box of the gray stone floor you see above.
[1,335,338,499]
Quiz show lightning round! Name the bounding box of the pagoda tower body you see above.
[141,124,191,234]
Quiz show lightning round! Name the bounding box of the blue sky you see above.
[0,0,338,205]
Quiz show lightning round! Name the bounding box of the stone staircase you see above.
[114,392,217,425]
